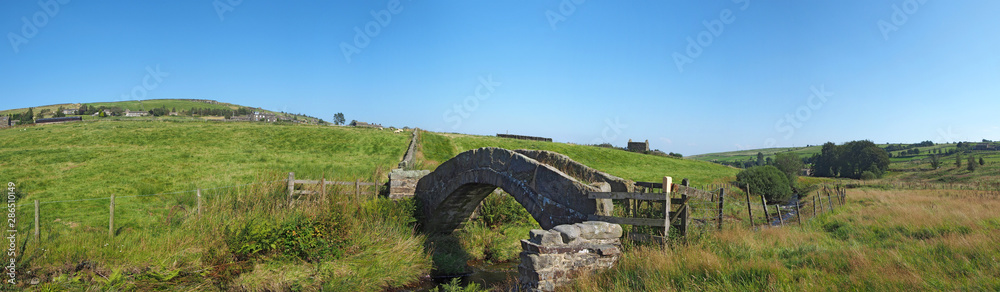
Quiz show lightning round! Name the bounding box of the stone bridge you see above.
[414,147,634,233]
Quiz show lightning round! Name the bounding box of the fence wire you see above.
[16,179,288,208]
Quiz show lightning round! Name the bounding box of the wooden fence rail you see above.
[589,176,691,243]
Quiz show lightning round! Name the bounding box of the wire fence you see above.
[18,174,385,244]
[15,180,288,208]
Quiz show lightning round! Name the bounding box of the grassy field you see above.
[3,119,742,290]
[688,142,995,165]
[418,132,740,185]
[7,116,996,290]
[568,187,1000,291]
[688,146,818,163]
[1,120,422,289]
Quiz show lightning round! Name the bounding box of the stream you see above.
[768,194,802,226]
[395,261,519,291]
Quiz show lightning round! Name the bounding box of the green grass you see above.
[86,99,242,112]
[688,146,819,163]
[1,119,422,289]
[419,132,740,185]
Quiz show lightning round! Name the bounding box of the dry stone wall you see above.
[519,221,623,291]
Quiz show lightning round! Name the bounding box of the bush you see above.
[224,213,347,263]
[474,191,532,228]
[860,171,877,180]
[736,166,792,203]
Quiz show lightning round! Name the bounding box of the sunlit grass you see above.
[568,188,1000,291]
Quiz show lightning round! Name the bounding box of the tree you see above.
[21,108,34,124]
[809,140,888,179]
[967,156,977,172]
[930,155,941,169]
[773,152,804,190]
[349,120,357,126]
[955,152,962,168]
[736,166,792,203]
[980,157,986,166]
[756,152,764,166]
[333,113,346,125]
[54,106,66,118]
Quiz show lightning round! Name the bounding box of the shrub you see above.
[736,166,792,203]
[475,191,532,228]
[860,171,877,180]
[223,213,347,263]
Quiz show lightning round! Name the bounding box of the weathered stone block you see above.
[577,221,623,239]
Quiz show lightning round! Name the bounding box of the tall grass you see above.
[567,188,1000,291]
[27,173,431,291]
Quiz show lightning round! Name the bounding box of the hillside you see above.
[1,99,323,123]
[418,132,740,186]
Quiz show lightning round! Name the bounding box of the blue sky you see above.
[2,1,999,155]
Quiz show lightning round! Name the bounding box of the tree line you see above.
[810,140,890,180]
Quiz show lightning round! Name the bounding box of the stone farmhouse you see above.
[124,110,149,117]
[627,139,649,152]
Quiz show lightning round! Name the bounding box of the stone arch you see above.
[415,147,632,233]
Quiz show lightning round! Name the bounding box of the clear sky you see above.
[2,1,999,155]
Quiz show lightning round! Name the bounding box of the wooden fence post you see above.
[760,194,770,225]
[287,172,295,204]
[744,186,754,227]
[827,191,834,210]
[795,200,802,225]
[320,175,326,201]
[34,200,39,243]
[196,189,202,218]
[717,188,725,230]
[679,179,689,238]
[775,205,784,225]
[813,195,818,216]
[680,193,689,237]
[355,178,361,199]
[663,176,672,238]
[109,194,115,238]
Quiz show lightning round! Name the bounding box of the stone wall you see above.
[398,129,419,169]
[388,169,429,199]
[519,221,622,291]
